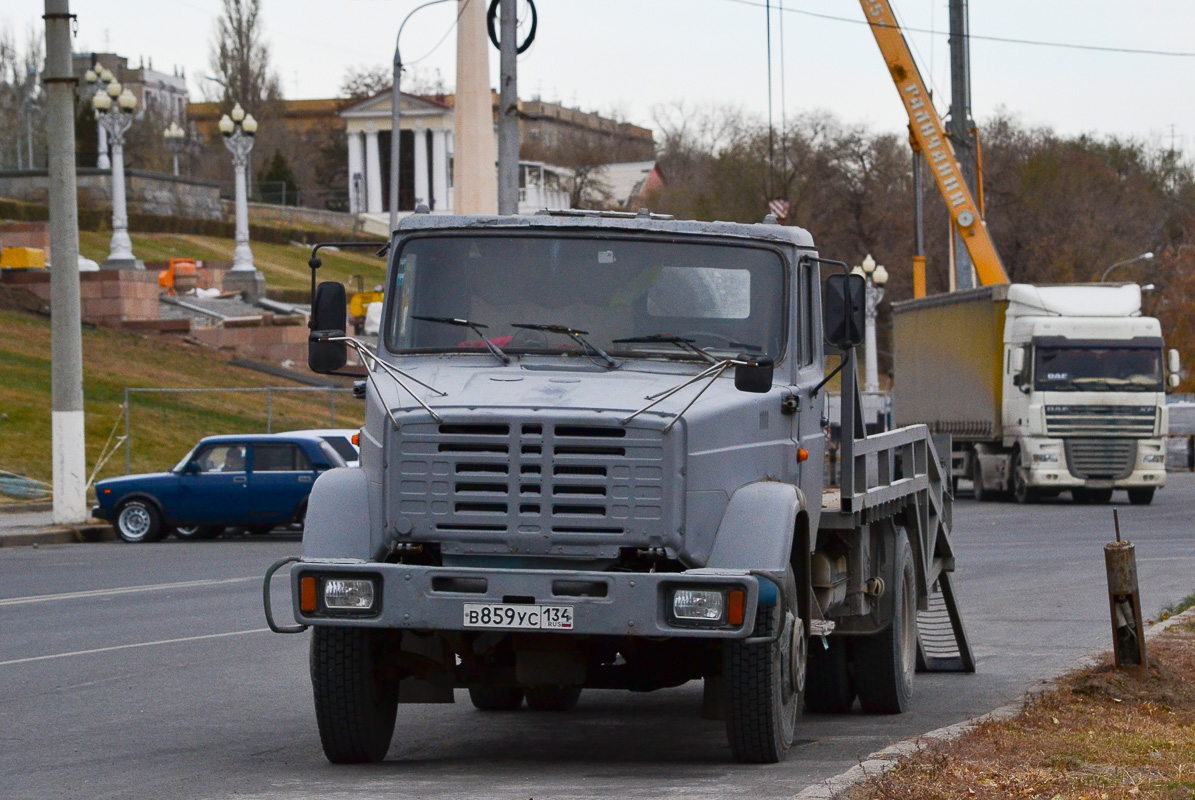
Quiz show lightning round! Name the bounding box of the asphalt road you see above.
[3,477,1194,800]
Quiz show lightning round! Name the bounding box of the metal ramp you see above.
[916,570,975,673]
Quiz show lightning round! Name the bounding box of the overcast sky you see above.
[10,0,1194,151]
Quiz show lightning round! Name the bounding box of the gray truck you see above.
[263,210,972,764]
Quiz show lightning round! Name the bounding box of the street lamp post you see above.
[1100,252,1154,282]
[852,254,889,394]
[84,64,115,169]
[163,121,186,177]
[219,103,265,300]
[90,74,142,270]
[391,0,454,232]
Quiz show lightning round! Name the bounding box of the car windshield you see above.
[1035,346,1163,392]
[384,234,787,361]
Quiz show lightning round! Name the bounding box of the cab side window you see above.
[253,443,311,472]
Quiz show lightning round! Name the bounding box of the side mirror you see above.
[1168,348,1181,374]
[823,273,866,350]
[182,461,200,475]
[1010,347,1026,375]
[734,354,774,393]
[309,281,348,374]
[1169,373,1181,389]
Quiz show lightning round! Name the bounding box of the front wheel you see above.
[310,626,398,763]
[115,499,164,543]
[724,567,802,763]
[1128,488,1155,505]
[854,535,916,714]
[971,453,994,502]
[1011,451,1039,504]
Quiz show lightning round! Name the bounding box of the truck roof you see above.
[394,210,817,249]
[893,282,1143,318]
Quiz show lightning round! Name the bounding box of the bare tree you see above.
[0,23,44,170]
[208,0,281,112]
[339,64,449,100]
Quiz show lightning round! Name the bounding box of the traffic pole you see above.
[44,0,89,524]
[496,0,520,215]
[1105,510,1148,675]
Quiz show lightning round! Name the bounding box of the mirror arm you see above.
[811,356,848,399]
[307,241,391,329]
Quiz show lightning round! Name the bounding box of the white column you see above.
[364,128,383,214]
[231,159,254,270]
[413,127,429,207]
[97,124,110,170]
[106,140,134,262]
[347,131,365,214]
[431,129,448,212]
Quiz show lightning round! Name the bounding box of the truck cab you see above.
[266,211,967,766]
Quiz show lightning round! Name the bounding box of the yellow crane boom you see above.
[859,0,1009,286]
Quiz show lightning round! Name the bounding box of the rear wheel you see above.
[1128,488,1155,506]
[725,567,802,763]
[115,499,164,543]
[524,686,581,711]
[469,687,525,711]
[804,635,855,713]
[310,626,398,763]
[854,535,916,714]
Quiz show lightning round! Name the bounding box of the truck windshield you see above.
[384,234,786,361]
[1034,346,1163,392]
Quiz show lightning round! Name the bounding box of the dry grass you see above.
[848,628,1195,800]
[0,309,362,489]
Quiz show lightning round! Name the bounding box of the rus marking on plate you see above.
[463,603,573,630]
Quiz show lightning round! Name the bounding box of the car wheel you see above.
[804,635,855,713]
[173,525,222,540]
[115,499,164,543]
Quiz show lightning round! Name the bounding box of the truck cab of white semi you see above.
[1000,283,1176,504]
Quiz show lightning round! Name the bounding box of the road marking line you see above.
[0,628,273,667]
[0,576,257,606]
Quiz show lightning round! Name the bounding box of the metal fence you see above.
[122,386,353,474]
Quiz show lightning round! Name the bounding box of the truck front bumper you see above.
[279,562,768,640]
[1024,467,1166,490]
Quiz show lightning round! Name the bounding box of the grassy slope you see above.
[78,231,388,292]
[0,309,363,487]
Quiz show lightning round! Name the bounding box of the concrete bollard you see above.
[1104,509,1147,674]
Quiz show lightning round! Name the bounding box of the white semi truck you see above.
[893,283,1179,505]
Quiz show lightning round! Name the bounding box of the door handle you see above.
[298,476,312,483]
[233,476,247,483]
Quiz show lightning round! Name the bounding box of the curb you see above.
[0,523,116,548]
[793,604,1195,799]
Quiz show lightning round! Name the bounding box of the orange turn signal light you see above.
[797,448,809,462]
[300,576,317,613]
[351,433,360,446]
[103,488,111,494]
[728,590,746,626]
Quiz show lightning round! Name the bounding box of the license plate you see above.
[463,603,573,630]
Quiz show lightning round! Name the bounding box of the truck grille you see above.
[393,417,677,556]
[1046,406,1156,438]
[1064,438,1137,480]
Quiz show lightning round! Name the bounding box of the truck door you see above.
[248,442,314,523]
[177,443,250,524]
[792,260,827,494]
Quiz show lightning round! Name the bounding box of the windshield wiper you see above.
[412,315,510,365]
[510,323,619,369]
[611,333,719,364]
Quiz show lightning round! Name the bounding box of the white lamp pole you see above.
[854,254,888,394]
[163,121,186,177]
[92,78,142,270]
[220,104,265,299]
[85,65,114,170]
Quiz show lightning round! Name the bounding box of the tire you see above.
[310,626,398,764]
[971,452,994,502]
[804,635,855,713]
[1010,451,1039,504]
[724,567,803,763]
[173,524,221,540]
[115,499,164,543]
[524,686,581,711]
[248,524,274,536]
[469,686,524,711]
[854,535,916,714]
[1128,488,1155,506]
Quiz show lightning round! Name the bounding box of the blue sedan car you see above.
[93,434,346,543]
